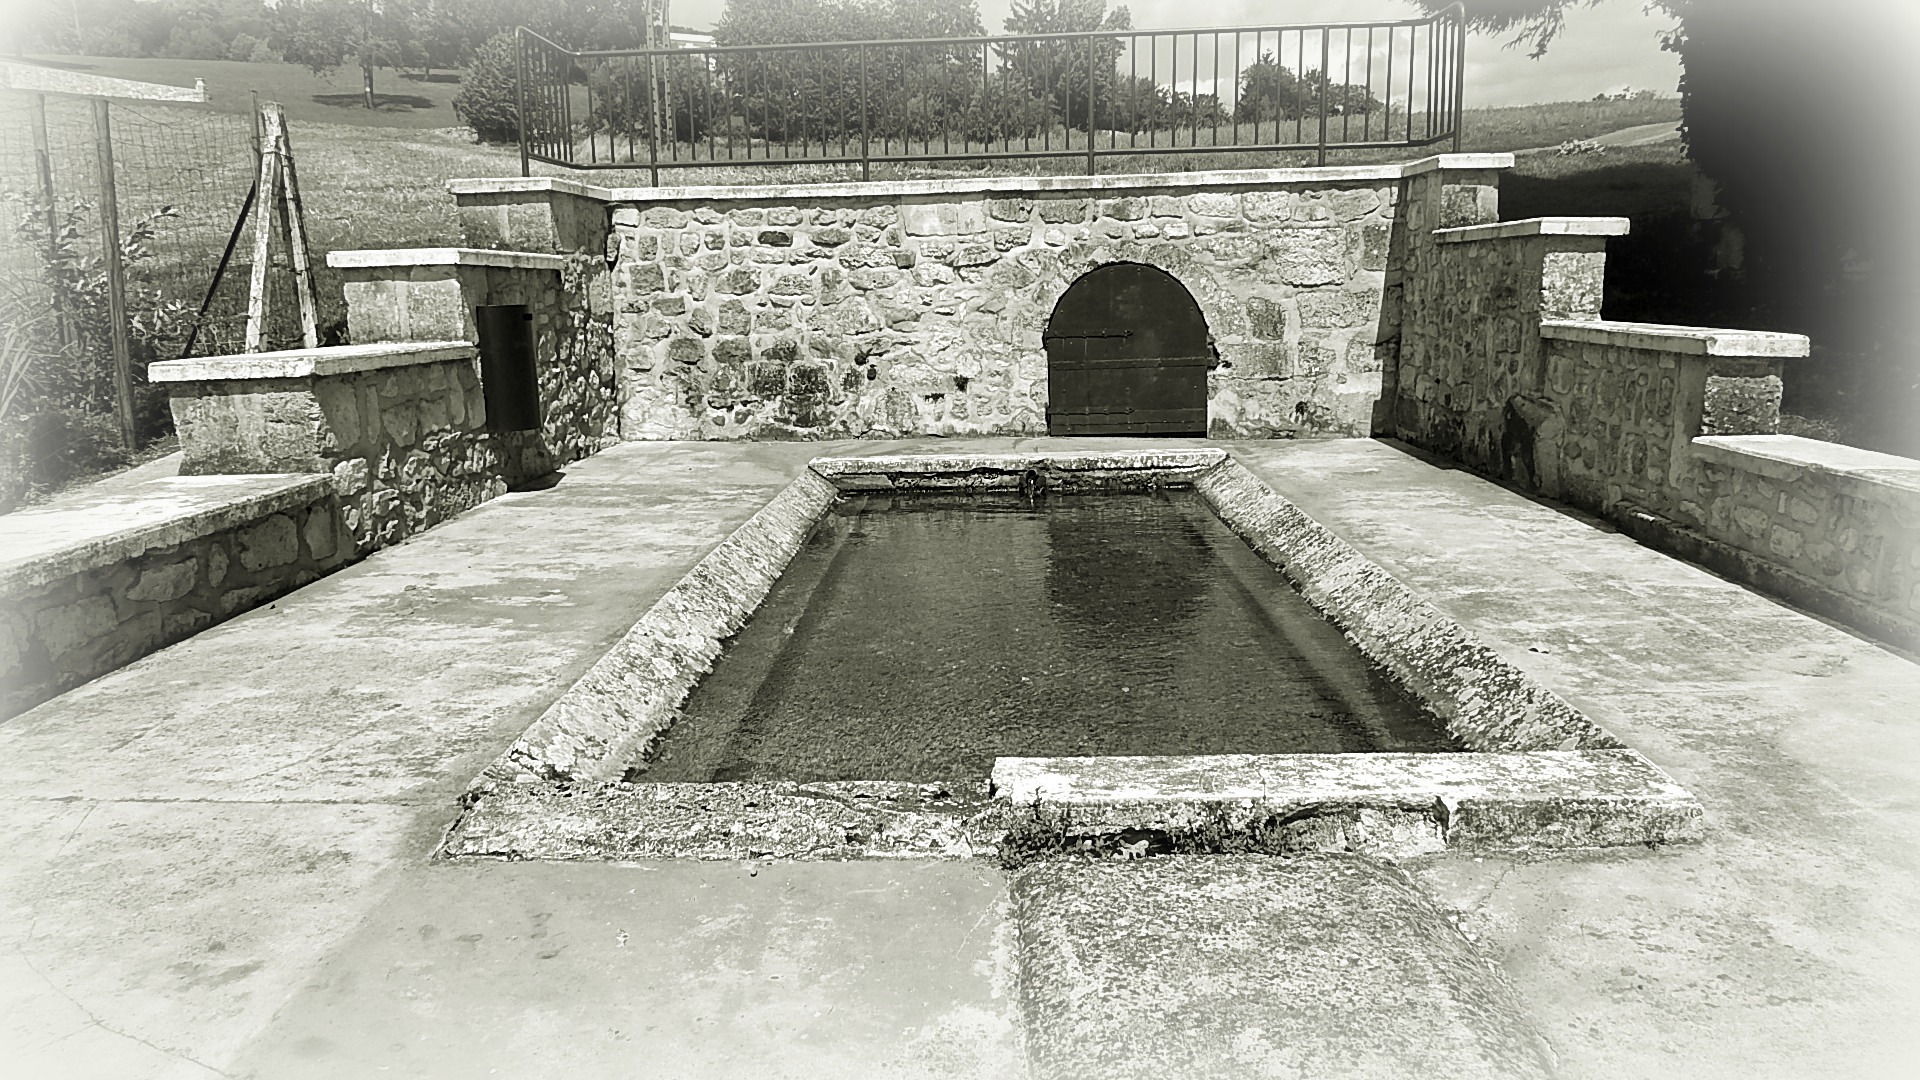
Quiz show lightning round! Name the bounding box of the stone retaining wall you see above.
[1,473,350,718]
[449,159,1511,442]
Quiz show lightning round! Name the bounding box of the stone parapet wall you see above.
[1389,215,1625,471]
[153,342,533,552]
[330,247,621,471]
[1630,436,1920,648]
[0,472,350,719]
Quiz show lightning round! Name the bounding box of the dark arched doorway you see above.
[1044,263,1212,436]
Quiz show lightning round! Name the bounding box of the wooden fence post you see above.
[91,97,136,450]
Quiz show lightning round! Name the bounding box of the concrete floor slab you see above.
[228,860,1020,1080]
[1235,439,1920,1079]
[6,435,1919,1079]
[1012,853,1554,1080]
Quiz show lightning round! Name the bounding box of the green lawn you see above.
[22,54,470,130]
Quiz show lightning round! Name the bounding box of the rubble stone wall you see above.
[333,250,622,471]
[160,343,532,551]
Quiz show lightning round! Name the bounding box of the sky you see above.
[663,0,1686,107]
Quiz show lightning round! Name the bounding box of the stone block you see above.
[303,506,339,561]
[126,560,198,604]
[1239,191,1286,223]
[810,225,851,247]
[36,595,118,657]
[640,207,688,228]
[757,229,794,247]
[667,337,707,366]
[716,298,751,335]
[1246,296,1289,340]
[1035,198,1090,224]
[1271,230,1350,287]
[767,206,802,226]
[987,198,1033,222]
[718,267,758,294]
[237,513,300,572]
[1297,289,1378,330]
[747,361,787,398]
[901,202,988,236]
[713,337,751,368]
[1096,197,1146,221]
[1332,187,1383,219]
[1541,250,1606,320]
[1188,192,1239,217]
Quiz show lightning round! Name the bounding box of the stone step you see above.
[994,749,1704,857]
[1011,853,1556,1080]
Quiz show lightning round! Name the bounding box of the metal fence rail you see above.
[516,5,1466,182]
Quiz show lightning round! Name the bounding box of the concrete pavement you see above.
[4,436,1917,1078]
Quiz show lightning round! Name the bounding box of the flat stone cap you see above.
[0,468,333,595]
[150,341,476,383]
[1434,216,1630,243]
[1692,434,1920,497]
[447,153,1518,206]
[326,247,567,272]
[1542,319,1810,357]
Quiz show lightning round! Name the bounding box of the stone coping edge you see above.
[149,341,476,383]
[1433,216,1630,244]
[326,247,568,272]
[476,468,841,787]
[440,746,1701,862]
[1200,456,1619,752]
[447,153,1516,205]
[1543,319,1810,358]
[0,474,336,596]
[811,449,1226,490]
[1690,434,1920,499]
[993,750,1703,854]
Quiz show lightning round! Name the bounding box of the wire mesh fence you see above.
[0,88,312,507]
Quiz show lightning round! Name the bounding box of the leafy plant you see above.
[453,31,521,143]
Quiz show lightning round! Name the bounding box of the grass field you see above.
[22,54,470,130]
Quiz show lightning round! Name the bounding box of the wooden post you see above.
[244,105,282,352]
[27,92,71,350]
[274,106,320,348]
[91,97,136,450]
[243,102,321,352]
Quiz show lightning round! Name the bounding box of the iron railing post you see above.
[1086,33,1097,175]
[646,51,661,185]
[1316,27,1329,166]
[859,44,870,181]
[1451,5,1467,151]
[515,27,530,175]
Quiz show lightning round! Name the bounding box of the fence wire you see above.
[0,89,309,430]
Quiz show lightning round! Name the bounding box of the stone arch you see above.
[1034,244,1242,347]
[1041,259,1215,436]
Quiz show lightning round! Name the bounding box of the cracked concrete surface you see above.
[3,436,1916,1078]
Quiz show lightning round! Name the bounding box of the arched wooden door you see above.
[1044,263,1212,436]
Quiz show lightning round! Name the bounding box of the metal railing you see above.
[516,5,1465,182]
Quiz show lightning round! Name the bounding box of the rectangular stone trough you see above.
[443,448,1703,862]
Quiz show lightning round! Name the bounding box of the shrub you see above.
[454,32,520,145]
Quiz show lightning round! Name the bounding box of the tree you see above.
[272,0,419,109]
[452,31,520,143]
[999,0,1130,131]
